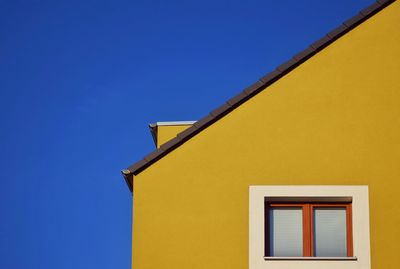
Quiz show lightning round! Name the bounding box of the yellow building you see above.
[122,1,400,268]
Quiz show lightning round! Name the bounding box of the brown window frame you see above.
[265,202,353,257]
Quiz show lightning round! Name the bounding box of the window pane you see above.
[313,208,347,257]
[269,208,303,257]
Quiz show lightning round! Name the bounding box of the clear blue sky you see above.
[0,0,375,268]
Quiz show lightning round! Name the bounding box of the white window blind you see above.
[313,208,347,257]
[269,208,303,257]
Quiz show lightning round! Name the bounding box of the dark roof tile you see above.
[177,125,199,139]
[226,92,249,106]
[360,2,381,16]
[293,47,316,61]
[244,81,264,96]
[276,58,299,72]
[327,24,348,39]
[127,159,149,174]
[194,114,216,129]
[259,70,282,84]
[160,136,182,151]
[143,149,165,162]
[210,103,232,117]
[343,13,365,28]
[377,0,392,5]
[310,35,332,50]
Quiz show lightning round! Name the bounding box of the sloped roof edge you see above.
[122,0,395,192]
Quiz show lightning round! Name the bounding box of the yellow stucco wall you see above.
[156,124,193,148]
[132,2,400,269]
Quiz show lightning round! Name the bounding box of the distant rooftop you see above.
[149,121,197,128]
[149,121,197,149]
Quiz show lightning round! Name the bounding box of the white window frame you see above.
[249,185,371,269]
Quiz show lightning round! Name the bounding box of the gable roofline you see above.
[122,0,395,192]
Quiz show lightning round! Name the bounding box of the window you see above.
[249,186,371,269]
[265,202,353,257]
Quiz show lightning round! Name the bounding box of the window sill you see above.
[264,256,358,261]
